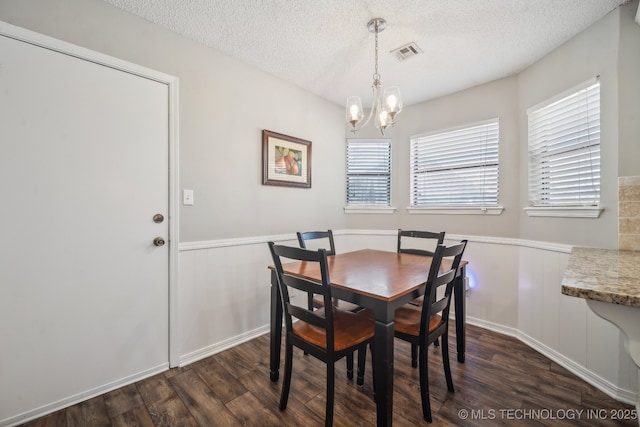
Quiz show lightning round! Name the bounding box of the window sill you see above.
[524,206,603,218]
[344,206,396,214]
[407,206,504,215]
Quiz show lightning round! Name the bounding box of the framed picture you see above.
[262,130,311,188]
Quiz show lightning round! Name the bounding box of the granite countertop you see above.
[561,247,640,308]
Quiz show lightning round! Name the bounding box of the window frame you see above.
[344,138,395,214]
[525,78,603,218]
[407,118,503,215]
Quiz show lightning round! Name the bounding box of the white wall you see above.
[1,0,639,424]
[178,237,287,363]
[618,0,640,177]
[1,0,636,246]
[517,4,621,248]
[0,0,348,242]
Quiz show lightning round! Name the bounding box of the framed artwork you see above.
[262,130,311,188]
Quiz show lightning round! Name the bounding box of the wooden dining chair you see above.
[397,229,446,365]
[268,242,374,427]
[297,230,361,313]
[393,240,467,423]
[297,230,368,380]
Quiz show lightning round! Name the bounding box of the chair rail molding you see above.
[178,230,570,253]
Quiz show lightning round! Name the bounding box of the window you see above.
[409,119,500,213]
[527,79,601,216]
[346,139,391,207]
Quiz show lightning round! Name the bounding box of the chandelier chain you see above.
[373,21,380,86]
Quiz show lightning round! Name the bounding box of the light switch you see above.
[183,189,194,205]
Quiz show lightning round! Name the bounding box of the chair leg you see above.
[279,342,293,410]
[356,346,367,386]
[411,343,418,368]
[442,333,454,392]
[418,343,433,423]
[369,342,376,402]
[326,362,335,427]
[346,352,354,380]
[304,295,313,356]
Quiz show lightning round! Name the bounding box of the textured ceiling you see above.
[102,0,628,108]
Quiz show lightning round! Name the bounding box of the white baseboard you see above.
[466,315,519,337]
[1,363,169,427]
[449,315,639,406]
[179,324,270,367]
[516,331,637,406]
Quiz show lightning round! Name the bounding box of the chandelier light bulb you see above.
[346,96,364,129]
[387,94,397,110]
[376,109,390,135]
[383,86,402,123]
[350,104,361,121]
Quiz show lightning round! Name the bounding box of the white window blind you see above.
[410,120,499,206]
[528,80,600,207]
[346,139,391,206]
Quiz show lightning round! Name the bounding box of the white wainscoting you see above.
[177,230,638,405]
[517,244,638,404]
[178,235,296,365]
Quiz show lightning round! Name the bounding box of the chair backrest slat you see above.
[297,230,336,256]
[281,274,328,328]
[430,295,450,315]
[287,303,326,328]
[397,229,445,258]
[281,274,323,296]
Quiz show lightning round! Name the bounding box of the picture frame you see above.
[262,130,312,188]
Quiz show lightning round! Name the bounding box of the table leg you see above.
[454,266,466,363]
[373,319,394,427]
[269,270,282,382]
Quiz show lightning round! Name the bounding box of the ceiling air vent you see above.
[391,42,422,61]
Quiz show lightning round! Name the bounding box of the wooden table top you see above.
[277,249,467,302]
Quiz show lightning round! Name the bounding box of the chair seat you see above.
[393,305,442,337]
[312,295,362,312]
[293,308,374,352]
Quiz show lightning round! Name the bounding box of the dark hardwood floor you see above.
[20,324,637,426]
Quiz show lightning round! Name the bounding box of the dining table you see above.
[268,248,469,427]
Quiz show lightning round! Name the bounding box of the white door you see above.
[0,29,171,422]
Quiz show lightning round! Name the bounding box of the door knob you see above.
[153,214,164,223]
[153,237,165,247]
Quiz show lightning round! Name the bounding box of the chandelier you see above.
[346,18,402,136]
